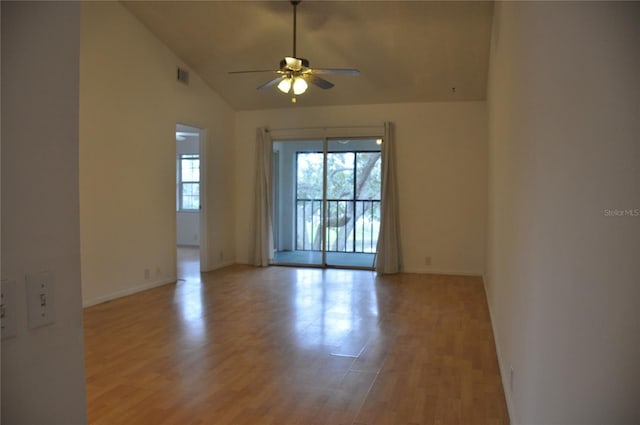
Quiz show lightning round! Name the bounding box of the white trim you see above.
[204,260,235,272]
[268,125,384,141]
[482,273,515,425]
[268,124,384,132]
[401,267,483,277]
[229,262,483,278]
[176,122,208,272]
[197,127,209,272]
[82,277,176,308]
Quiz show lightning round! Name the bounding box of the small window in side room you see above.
[177,154,200,211]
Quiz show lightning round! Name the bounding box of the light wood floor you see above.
[84,262,509,425]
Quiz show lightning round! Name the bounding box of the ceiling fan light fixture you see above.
[229,0,360,102]
[277,77,292,93]
[292,77,308,95]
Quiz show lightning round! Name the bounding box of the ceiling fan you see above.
[229,0,360,103]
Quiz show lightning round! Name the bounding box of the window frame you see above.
[177,153,200,211]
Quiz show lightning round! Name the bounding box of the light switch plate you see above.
[26,271,55,329]
[1,279,17,339]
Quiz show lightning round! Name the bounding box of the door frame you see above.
[272,136,381,270]
[176,122,208,272]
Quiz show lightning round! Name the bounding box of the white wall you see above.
[486,2,640,423]
[235,102,487,275]
[80,2,236,306]
[176,212,200,246]
[1,2,87,423]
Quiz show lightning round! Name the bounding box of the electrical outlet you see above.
[424,256,431,266]
[510,366,514,392]
[1,279,17,339]
[26,271,55,330]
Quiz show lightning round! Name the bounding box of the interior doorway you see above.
[176,123,206,279]
[272,137,382,269]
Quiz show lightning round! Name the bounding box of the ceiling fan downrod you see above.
[289,0,301,103]
[291,0,300,58]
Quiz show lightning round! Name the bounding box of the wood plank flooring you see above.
[84,262,509,425]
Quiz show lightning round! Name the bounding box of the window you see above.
[295,149,381,252]
[177,154,200,211]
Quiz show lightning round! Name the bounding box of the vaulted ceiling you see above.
[122,1,494,111]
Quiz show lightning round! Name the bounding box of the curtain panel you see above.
[251,128,274,266]
[375,122,402,274]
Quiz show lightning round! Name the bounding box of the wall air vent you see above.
[177,67,189,85]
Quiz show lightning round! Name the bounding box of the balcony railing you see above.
[296,199,380,253]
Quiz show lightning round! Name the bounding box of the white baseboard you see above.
[83,277,176,308]
[202,260,235,272]
[401,267,483,277]
[231,262,481,277]
[83,262,238,308]
[482,274,515,424]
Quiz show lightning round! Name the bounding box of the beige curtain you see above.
[251,128,273,266]
[375,122,401,274]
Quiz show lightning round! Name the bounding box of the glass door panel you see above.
[272,140,324,266]
[325,138,381,269]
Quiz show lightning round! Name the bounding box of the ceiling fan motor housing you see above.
[280,57,309,71]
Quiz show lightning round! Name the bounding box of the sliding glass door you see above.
[272,138,381,269]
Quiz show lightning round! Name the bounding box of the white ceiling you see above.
[122,1,494,111]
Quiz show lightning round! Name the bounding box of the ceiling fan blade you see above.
[307,74,334,90]
[312,68,361,76]
[257,76,283,90]
[229,70,280,74]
